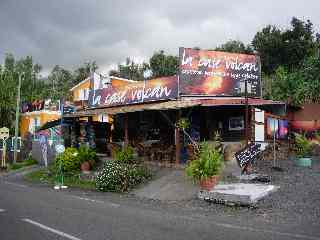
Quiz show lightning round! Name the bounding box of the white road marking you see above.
[73,196,120,208]
[214,222,320,240]
[0,209,6,212]
[179,215,320,240]
[4,181,27,188]
[22,218,82,240]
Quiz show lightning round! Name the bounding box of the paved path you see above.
[133,169,198,201]
[1,175,320,240]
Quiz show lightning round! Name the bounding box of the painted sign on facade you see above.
[179,47,261,96]
[88,76,178,108]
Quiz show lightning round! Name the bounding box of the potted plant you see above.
[293,133,312,167]
[78,145,97,172]
[186,141,223,191]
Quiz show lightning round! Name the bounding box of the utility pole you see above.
[13,73,22,164]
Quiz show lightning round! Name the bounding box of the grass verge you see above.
[7,158,38,171]
[25,169,96,190]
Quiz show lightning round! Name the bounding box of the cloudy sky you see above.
[0,0,319,75]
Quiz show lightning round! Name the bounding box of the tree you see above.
[270,56,320,106]
[0,54,45,131]
[109,58,147,80]
[215,40,253,54]
[0,54,16,130]
[252,17,318,74]
[73,61,98,85]
[149,50,178,78]
[252,25,284,74]
[47,65,74,101]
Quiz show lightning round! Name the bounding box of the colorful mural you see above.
[179,47,261,96]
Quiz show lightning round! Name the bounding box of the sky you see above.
[0,0,319,76]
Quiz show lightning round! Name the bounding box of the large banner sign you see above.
[179,47,261,96]
[88,76,178,108]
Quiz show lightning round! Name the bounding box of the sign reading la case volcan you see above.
[89,76,178,108]
[179,47,261,96]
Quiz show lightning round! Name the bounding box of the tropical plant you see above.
[294,133,312,157]
[78,144,97,167]
[211,131,223,154]
[115,146,136,164]
[54,147,81,173]
[186,142,223,181]
[176,118,190,130]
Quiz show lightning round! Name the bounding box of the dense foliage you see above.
[115,146,136,164]
[95,161,151,192]
[269,56,320,106]
[252,17,319,74]
[294,133,312,157]
[78,145,97,165]
[0,53,98,132]
[109,50,178,80]
[215,40,253,54]
[54,147,81,173]
[54,146,97,172]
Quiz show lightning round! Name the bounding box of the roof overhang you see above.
[66,97,285,118]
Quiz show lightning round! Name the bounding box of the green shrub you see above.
[115,146,136,164]
[294,133,312,157]
[127,165,152,187]
[186,141,223,182]
[95,161,151,192]
[54,147,81,173]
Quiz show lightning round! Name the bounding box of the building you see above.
[62,48,286,165]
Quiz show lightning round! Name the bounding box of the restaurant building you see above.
[62,48,287,164]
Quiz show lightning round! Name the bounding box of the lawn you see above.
[25,169,96,190]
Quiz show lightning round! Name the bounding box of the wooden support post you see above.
[245,78,249,146]
[175,110,181,165]
[124,113,129,147]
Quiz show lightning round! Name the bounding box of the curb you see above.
[0,165,42,179]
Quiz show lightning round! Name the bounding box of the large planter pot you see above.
[295,157,312,167]
[199,175,220,191]
[81,161,91,172]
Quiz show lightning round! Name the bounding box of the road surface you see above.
[0,176,319,240]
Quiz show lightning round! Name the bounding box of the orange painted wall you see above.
[72,78,91,101]
[20,116,30,137]
[20,111,60,138]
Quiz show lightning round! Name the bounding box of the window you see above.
[79,88,89,101]
[29,117,41,134]
[229,116,244,131]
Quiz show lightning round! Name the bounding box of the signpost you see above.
[54,99,67,190]
[0,127,9,168]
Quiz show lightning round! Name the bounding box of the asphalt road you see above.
[0,177,320,240]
